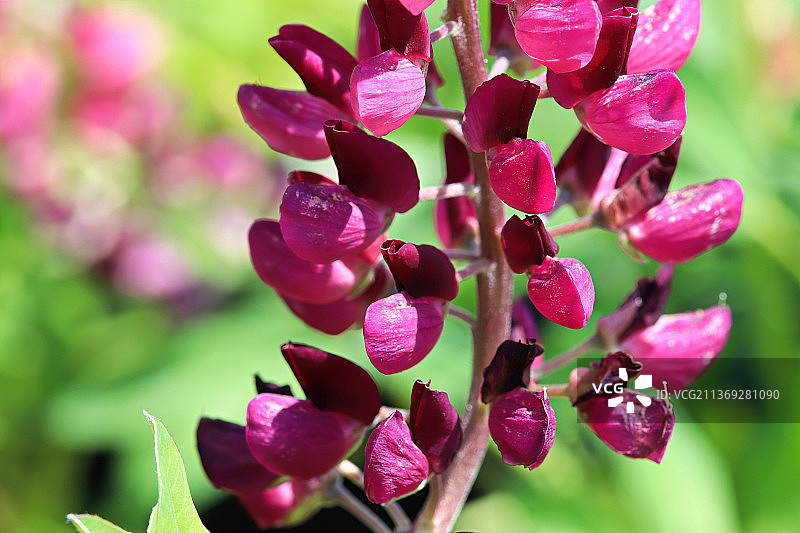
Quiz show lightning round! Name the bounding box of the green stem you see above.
[530,335,601,382]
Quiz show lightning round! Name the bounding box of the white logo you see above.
[607,368,652,413]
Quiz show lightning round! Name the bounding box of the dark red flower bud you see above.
[357,5,383,62]
[381,240,458,301]
[269,25,358,114]
[462,74,539,153]
[489,388,556,469]
[481,340,544,403]
[324,120,420,213]
[435,133,478,249]
[554,128,612,214]
[364,411,429,503]
[488,138,556,214]
[409,380,462,473]
[501,215,559,274]
[287,170,336,186]
[367,0,432,62]
[254,376,293,397]
[280,342,381,426]
[599,137,681,230]
[547,7,639,109]
[197,418,279,494]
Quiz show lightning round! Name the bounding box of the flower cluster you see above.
[198,0,743,530]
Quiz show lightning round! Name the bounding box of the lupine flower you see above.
[501,214,559,274]
[554,129,612,215]
[351,0,432,136]
[623,179,744,263]
[380,239,459,301]
[246,343,380,478]
[435,133,478,250]
[0,46,60,141]
[510,296,541,343]
[488,387,556,469]
[528,256,595,329]
[409,380,463,473]
[570,352,674,462]
[620,305,732,392]
[364,411,429,503]
[481,340,544,403]
[626,0,702,74]
[462,74,556,214]
[278,120,419,263]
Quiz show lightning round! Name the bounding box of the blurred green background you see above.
[1,0,799,532]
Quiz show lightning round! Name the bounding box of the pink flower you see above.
[501,215,558,274]
[481,340,544,403]
[380,240,459,301]
[408,380,463,473]
[488,388,556,469]
[528,256,595,329]
[626,0,702,74]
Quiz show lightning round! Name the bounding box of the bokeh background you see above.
[1,0,799,532]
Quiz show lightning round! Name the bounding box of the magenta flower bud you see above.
[555,129,613,214]
[0,47,60,141]
[279,182,393,264]
[269,25,358,114]
[364,411,429,503]
[364,292,446,374]
[599,137,681,230]
[490,2,539,75]
[435,133,478,249]
[248,219,359,304]
[547,7,639,109]
[624,179,743,264]
[381,240,459,301]
[367,0,432,62]
[596,265,674,347]
[280,342,381,426]
[627,0,701,74]
[350,49,427,137]
[246,393,364,479]
[324,120,420,213]
[481,340,544,403]
[236,478,323,530]
[462,74,539,153]
[409,380,463,473]
[357,5,383,61]
[197,418,279,493]
[489,388,556,469]
[576,70,686,155]
[281,265,390,335]
[501,215,559,274]
[398,0,435,15]
[287,170,337,186]
[577,392,674,463]
[488,138,557,214]
[620,306,732,392]
[528,257,595,329]
[511,297,540,343]
[513,0,603,73]
[237,85,348,160]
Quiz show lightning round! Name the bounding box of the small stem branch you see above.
[328,482,392,533]
[538,87,551,99]
[448,305,477,328]
[488,53,510,78]
[547,213,597,237]
[456,258,493,281]
[419,182,477,201]
[530,383,569,397]
[529,71,547,86]
[444,249,481,262]
[531,334,601,382]
[339,461,411,532]
[415,106,464,121]
[425,91,466,144]
[430,21,461,43]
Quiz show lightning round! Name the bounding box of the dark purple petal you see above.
[381,240,459,301]
[197,418,279,493]
[576,70,686,155]
[481,340,544,403]
[350,49,427,137]
[489,388,556,469]
[462,74,539,152]
[357,5,383,62]
[238,85,349,160]
[598,137,681,230]
[254,377,293,397]
[248,219,359,304]
[510,296,540,343]
[246,393,364,479]
[364,411,429,503]
[363,292,445,374]
[514,0,602,73]
[577,392,674,463]
[620,306,731,392]
[501,215,558,274]
[488,138,556,214]
[279,182,393,264]
[547,7,639,109]
[269,24,358,113]
[287,170,337,186]
[624,179,743,263]
[324,120,420,213]
[627,0,701,74]
[596,0,639,13]
[554,128,613,213]
[528,256,594,329]
[280,342,381,426]
[435,133,478,249]
[409,380,463,473]
[596,265,674,347]
[367,0,432,61]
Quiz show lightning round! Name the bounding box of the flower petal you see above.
[528,256,595,329]
[409,380,462,473]
[501,214,558,274]
[626,0,701,74]
[481,340,544,403]
[367,0,432,61]
[381,240,459,300]
[488,138,556,214]
[489,388,556,469]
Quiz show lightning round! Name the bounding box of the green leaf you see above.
[144,411,210,533]
[66,514,132,533]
